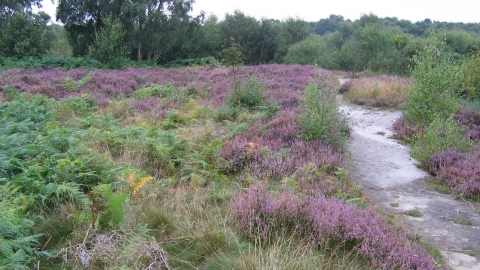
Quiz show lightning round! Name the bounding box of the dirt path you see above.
[338,81,480,270]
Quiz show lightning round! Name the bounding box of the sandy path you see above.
[337,80,480,269]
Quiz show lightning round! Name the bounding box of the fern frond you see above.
[119,172,154,197]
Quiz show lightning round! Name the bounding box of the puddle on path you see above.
[337,81,480,269]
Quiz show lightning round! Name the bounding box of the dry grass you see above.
[343,75,411,108]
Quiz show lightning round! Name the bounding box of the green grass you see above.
[405,209,424,218]
[390,202,399,207]
[453,218,474,226]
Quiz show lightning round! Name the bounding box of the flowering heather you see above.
[0,65,320,109]
[231,184,439,270]
[428,149,480,198]
[393,116,420,140]
[219,108,342,180]
[453,108,480,141]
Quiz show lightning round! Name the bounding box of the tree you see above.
[403,34,461,126]
[57,0,202,62]
[275,17,311,62]
[88,18,129,68]
[0,0,50,57]
[219,10,262,65]
[0,0,41,21]
[0,11,51,57]
[313,14,344,35]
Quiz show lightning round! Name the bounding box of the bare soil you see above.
[338,80,480,269]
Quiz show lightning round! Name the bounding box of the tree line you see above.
[1,0,480,74]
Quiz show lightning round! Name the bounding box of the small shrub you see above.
[132,83,174,99]
[411,118,470,166]
[299,77,349,149]
[392,116,419,140]
[460,52,480,99]
[214,106,240,122]
[428,149,480,198]
[403,35,461,126]
[227,76,264,109]
[390,202,399,207]
[338,79,353,94]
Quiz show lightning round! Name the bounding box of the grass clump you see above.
[405,209,424,218]
[390,202,400,207]
[453,218,473,226]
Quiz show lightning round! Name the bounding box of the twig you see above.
[442,249,475,255]
[460,198,475,210]
[41,235,53,251]
[83,223,93,245]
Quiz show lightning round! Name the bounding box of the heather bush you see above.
[299,76,349,149]
[453,108,480,141]
[338,79,353,94]
[231,184,439,269]
[428,150,480,198]
[392,116,420,140]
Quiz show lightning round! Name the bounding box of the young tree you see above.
[88,18,129,68]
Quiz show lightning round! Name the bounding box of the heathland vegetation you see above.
[1,0,480,269]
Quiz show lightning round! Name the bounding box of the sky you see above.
[38,0,480,24]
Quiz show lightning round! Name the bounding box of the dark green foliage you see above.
[0,56,102,70]
[221,42,244,77]
[313,15,345,35]
[275,17,311,62]
[0,11,51,58]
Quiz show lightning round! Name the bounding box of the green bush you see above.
[87,18,129,69]
[411,118,470,165]
[227,76,264,109]
[461,52,480,99]
[133,83,175,99]
[298,76,349,149]
[403,34,461,126]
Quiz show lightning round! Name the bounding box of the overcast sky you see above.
[39,0,480,24]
